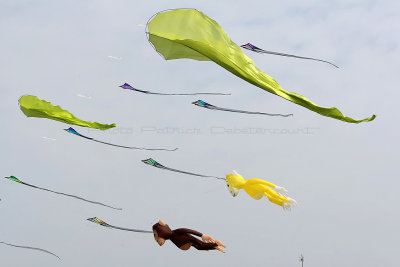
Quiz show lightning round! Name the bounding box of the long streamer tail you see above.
[65,127,178,151]
[142,158,225,180]
[4,176,122,210]
[91,139,178,151]
[193,100,293,117]
[120,83,230,95]
[27,183,122,210]
[164,166,225,180]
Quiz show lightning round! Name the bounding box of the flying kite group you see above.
[2,8,375,260]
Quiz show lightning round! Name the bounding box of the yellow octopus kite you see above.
[226,171,297,210]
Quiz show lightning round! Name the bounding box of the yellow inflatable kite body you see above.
[226,171,296,210]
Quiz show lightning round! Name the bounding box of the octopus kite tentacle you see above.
[240,43,339,68]
[120,83,230,96]
[192,100,293,117]
[5,176,122,210]
[0,241,60,259]
[65,127,177,152]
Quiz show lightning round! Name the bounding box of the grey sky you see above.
[0,0,399,266]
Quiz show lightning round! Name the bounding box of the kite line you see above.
[0,241,60,259]
[65,127,177,151]
[87,217,152,233]
[240,43,339,68]
[142,158,225,180]
[192,100,293,117]
[120,83,230,96]
[5,176,122,210]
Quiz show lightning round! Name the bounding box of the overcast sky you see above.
[1,0,399,266]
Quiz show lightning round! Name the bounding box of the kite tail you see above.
[65,127,178,151]
[215,107,293,117]
[120,83,230,95]
[109,225,153,233]
[0,241,60,259]
[255,49,339,68]
[164,167,225,180]
[148,92,231,96]
[27,183,122,210]
[87,217,152,233]
[92,139,178,151]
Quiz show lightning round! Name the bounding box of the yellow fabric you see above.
[18,95,116,130]
[147,9,376,123]
[226,173,289,206]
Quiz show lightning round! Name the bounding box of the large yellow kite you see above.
[146,9,376,123]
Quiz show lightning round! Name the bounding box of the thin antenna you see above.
[299,254,304,267]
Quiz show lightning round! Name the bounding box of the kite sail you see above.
[65,127,177,151]
[0,241,60,259]
[226,171,297,210]
[192,100,293,117]
[18,95,116,130]
[240,43,339,68]
[142,158,225,180]
[120,83,230,96]
[87,217,152,233]
[5,176,121,210]
[146,9,376,123]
